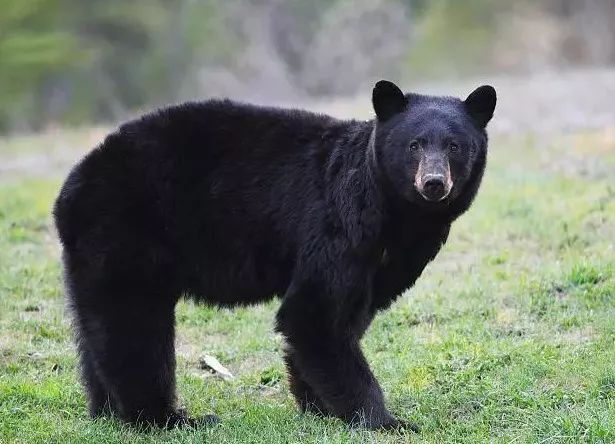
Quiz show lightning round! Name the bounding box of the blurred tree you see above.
[299,0,412,95]
[551,0,615,64]
[0,0,76,130]
[0,0,240,130]
[403,0,503,78]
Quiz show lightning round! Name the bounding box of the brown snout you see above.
[415,157,453,202]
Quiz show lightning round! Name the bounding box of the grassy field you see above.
[0,127,614,443]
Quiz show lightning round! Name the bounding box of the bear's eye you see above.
[449,143,459,152]
[409,141,419,151]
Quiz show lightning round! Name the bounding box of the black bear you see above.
[53,80,496,430]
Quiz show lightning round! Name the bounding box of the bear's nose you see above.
[421,176,446,201]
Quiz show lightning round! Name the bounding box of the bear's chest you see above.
[369,222,450,311]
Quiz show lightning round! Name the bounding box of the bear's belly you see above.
[183,243,294,307]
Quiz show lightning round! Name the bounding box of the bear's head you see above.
[370,80,496,217]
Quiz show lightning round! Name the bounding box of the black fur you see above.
[53,81,496,430]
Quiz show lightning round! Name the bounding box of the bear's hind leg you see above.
[72,276,219,429]
[78,343,117,417]
[81,296,187,428]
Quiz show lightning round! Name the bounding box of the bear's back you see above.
[54,100,356,304]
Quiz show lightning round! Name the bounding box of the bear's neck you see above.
[321,120,384,251]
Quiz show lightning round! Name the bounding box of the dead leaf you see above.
[199,355,234,380]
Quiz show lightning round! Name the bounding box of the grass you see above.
[1,126,614,443]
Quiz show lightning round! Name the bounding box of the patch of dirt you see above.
[557,326,595,345]
[232,351,281,377]
[175,331,231,361]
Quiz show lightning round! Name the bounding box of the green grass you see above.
[1,128,614,443]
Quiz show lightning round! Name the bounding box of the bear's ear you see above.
[372,80,407,121]
[464,85,496,128]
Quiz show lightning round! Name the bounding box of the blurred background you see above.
[1,0,615,135]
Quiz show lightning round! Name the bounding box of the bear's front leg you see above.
[284,351,329,416]
[276,278,399,430]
